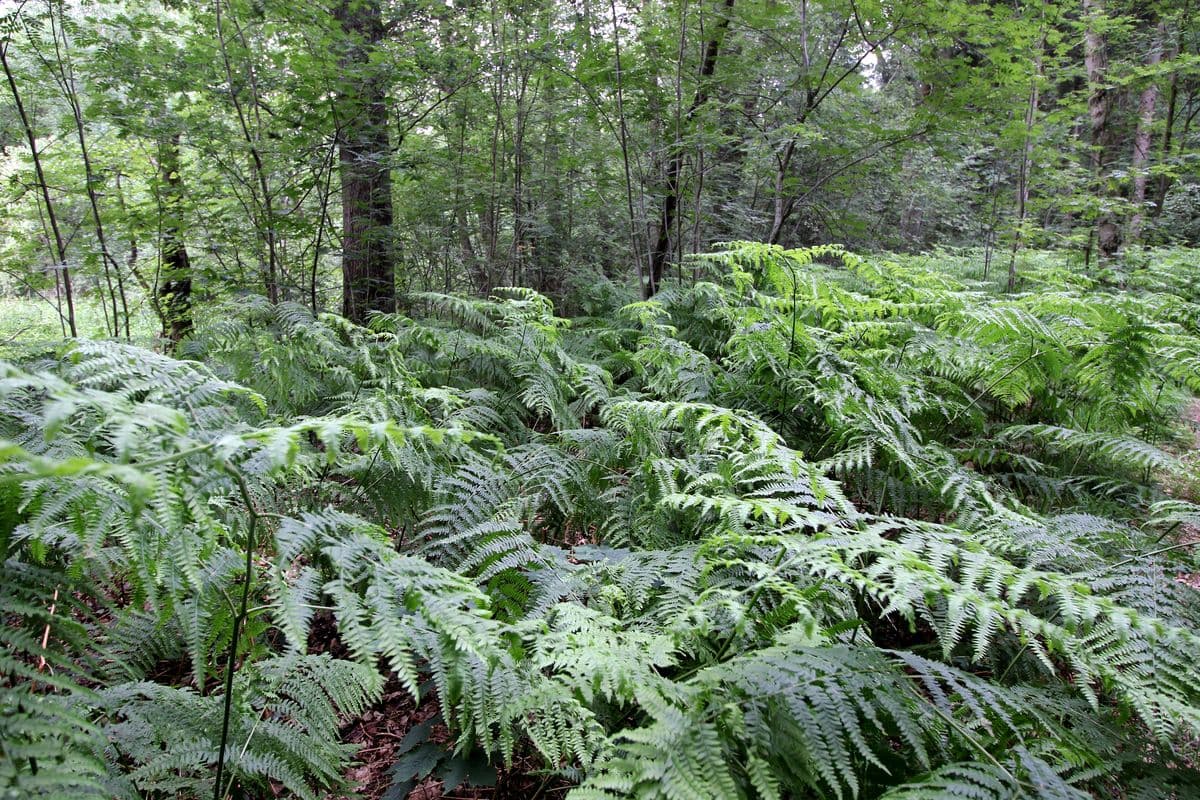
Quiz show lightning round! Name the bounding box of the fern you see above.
[91,655,380,800]
[3,244,1200,799]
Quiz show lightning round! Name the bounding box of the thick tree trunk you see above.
[1128,22,1165,244]
[1083,0,1119,260]
[159,133,193,344]
[337,0,395,324]
[646,0,735,298]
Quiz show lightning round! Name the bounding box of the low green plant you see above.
[2,245,1198,799]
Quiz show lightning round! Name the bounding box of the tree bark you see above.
[646,0,735,298]
[336,0,396,324]
[159,133,193,344]
[1083,0,1119,260]
[1008,26,1045,293]
[1,41,77,337]
[1128,21,1165,244]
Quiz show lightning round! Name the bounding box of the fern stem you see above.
[347,445,383,499]
[713,545,791,663]
[783,258,799,413]
[135,440,218,469]
[1150,519,1182,544]
[226,706,269,800]
[213,469,258,800]
[946,349,1048,431]
[1109,539,1196,569]
[923,702,1028,791]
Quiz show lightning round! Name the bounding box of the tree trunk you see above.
[1151,58,1179,217]
[336,0,396,324]
[1,41,77,337]
[1152,0,1188,217]
[768,137,800,245]
[609,0,644,296]
[53,7,129,339]
[1128,21,1165,244]
[449,99,485,292]
[1008,29,1044,293]
[1083,0,1119,260]
[159,133,193,344]
[646,0,735,298]
[214,0,280,303]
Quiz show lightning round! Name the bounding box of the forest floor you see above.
[318,609,569,800]
[338,685,569,800]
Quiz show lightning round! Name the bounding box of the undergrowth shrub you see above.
[2,244,1199,798]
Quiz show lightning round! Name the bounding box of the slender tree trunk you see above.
[767,6,901,246]
[672,0,687,273]
[309,138,337,312]
[1008,31,1044,292]
[1083,0,1119,260]
[159,133,193,344]
[447,98,484,292]
[768,0,811,246]
[1128,21,1165,244]
[1152,7,1185,218]
[1152,63,1179,216]
[113,169,161,332]
[1,41,76,337]
[609,0,645,297]
[537,77,565,294]
[50,5,129,338]
[214,0,280,303]
[646,0,735,298]
[486,0,507,287]
[708,76,758,245]
[336,0,395,323]
[768,138,800,245]
[511,68,530,288]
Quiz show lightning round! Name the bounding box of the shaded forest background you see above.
[0,0,1197,339]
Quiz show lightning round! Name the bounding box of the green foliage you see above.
[91,655,380,800]
[2,245,1200,799]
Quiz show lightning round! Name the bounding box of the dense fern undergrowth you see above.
[3,243,1200,799]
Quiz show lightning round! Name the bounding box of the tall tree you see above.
[45,0,129,337]
[1083,0,1120,260]
[1151,2,1189,217]
[213,0,281,303]
[159,132,193,343]
[646,0,735,298]
[1008,11,1047,292]
[1128,20,1165,243]
[1,30,77,337]
[336,0,395,323]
